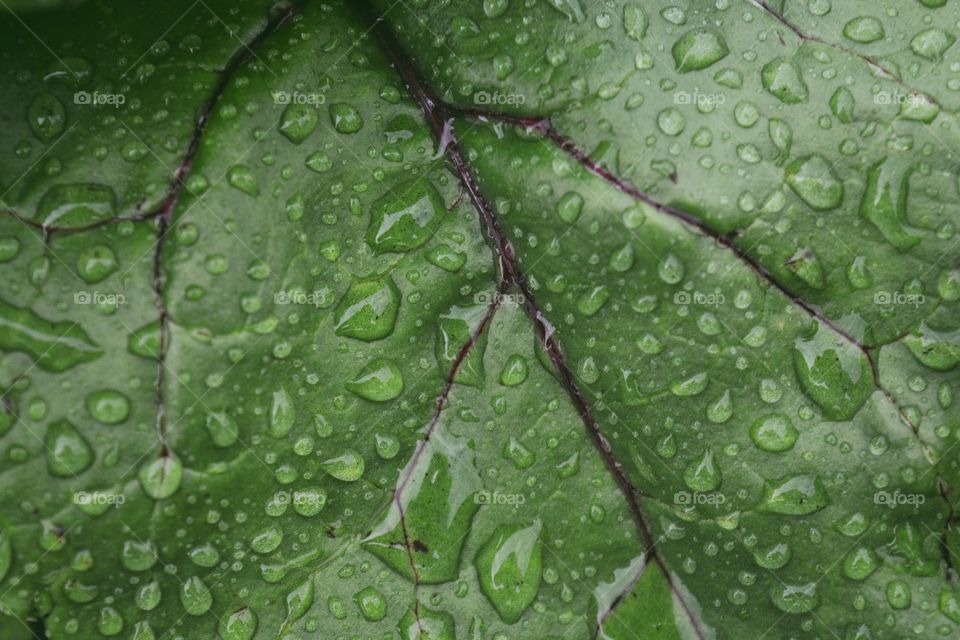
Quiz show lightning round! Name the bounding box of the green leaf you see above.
[1,1,959,638]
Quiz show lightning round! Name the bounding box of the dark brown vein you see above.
[148,2,300,455]
[391,277,505,585]
[368,11,708,640]
[1,207,164,236]
[456,107,937,454]
[751,0,932,103]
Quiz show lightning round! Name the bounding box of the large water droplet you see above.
[672,29,729,72]
[784,155,843,210]
[180,576,212,615]
[279,103,318,143]
[749,414,798,452]
[333,276,401,341]
[367,181,444,254]
[45,420,94,476]
[138,455,182,499]
[475,521,543,623]
[269,387,295,438]
[761,58,808,104]
[759,475,829,515]
[346,358,404,401]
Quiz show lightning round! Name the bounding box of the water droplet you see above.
[285,579,314,622]
[436,304,488,387]
[346,358,404,401]
[329,103,363,133]
[658,254,684,284]
[45,419,94,476]
[793,324,872,419]
[785,155,843,210]
[754,543,791,569]
[292,487,327,516]
[858,159,921,251]
[322,449,365,481]
[97,606,123,636]
[475,521,543,623]
[671,372,708,396]
[279,103,318,143]
[397,604,455,640]
[334,276,401,341]
[28,92,66,141]
[180,576,212,615]
[623,4,648,40]
[706,390,733,423]
[227,165,259,196]
[353,586,387,621]
[367,181,444,254]
[656,108,685,136]
[85,390,129,425]
[205,411,238,447]
[426,244,466,272]
[76,245,117,283]
[500,354,528,386]
[683,449,720,491]
[760,475,829,515]
[219,607,257,640]
[557,191,584,223]
[672,29,729,72]
[843,17,884,43]
[771,582,819,614]
[122,539,157,571]
[749,414,798,452]
[910,29,956,61]
[842,547,879,580]
[364,443,478,583]
[188,542,219,568]
[269,387,295,438]
[138,455,182,499]
[302,149,331,172]
[762,58,808,104]
[37,183,117,228]
[886,580,911,609]
[135,581,161,611]
[577,286,610,316]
